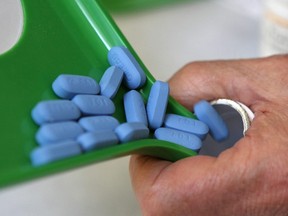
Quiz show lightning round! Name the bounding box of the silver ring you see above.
[210,99,254,135]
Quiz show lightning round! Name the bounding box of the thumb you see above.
[168,58,268,109]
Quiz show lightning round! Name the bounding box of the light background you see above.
[0,0,262,215]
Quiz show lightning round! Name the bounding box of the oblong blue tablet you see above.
[77,131,119,152]
[30,140,82,166]
[194,100,229,142]
[52,74,100,99]
[146,81,169,130]
[100,66,124,99]
[72,95,115,115]
[115,122,149,143]
[164,114,209,140]
[108,46,146,89]
[36,121,84,145]
[154,127,202,151]
[79,116,120,132]
[124,90,148,126]
[31,100,81,125]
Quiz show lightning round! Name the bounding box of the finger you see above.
[129,155,171,197]
[129,154,216,190]
[129,154,218,212]
[168,56,287,109]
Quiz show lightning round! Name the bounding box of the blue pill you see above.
[31,100,81,125]
[100,66,124,99]
[115,122,149,143]
[164,114,209,140]
[77,131,119,152]
[146,81,169,130]
[36,121,84,145]
[194,100,229,142]
[52,74,100,99]
[79,116,120,132]
[30,140,82,166]
[124,90,148,126]
[72,95,115,115]
[108,46,146,89]
[154,127,202,151]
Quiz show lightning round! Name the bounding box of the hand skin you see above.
[129,55,288,216]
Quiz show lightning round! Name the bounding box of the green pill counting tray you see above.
[0,0,199,189]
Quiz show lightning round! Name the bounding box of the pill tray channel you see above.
[0,0,197,188]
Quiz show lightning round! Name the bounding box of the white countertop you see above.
[0,0,262,215]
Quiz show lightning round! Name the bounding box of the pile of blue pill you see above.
[30,46,228,166]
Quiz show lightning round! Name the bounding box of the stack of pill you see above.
[30,46,228,166]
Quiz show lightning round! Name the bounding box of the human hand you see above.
[130,55,288,216]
